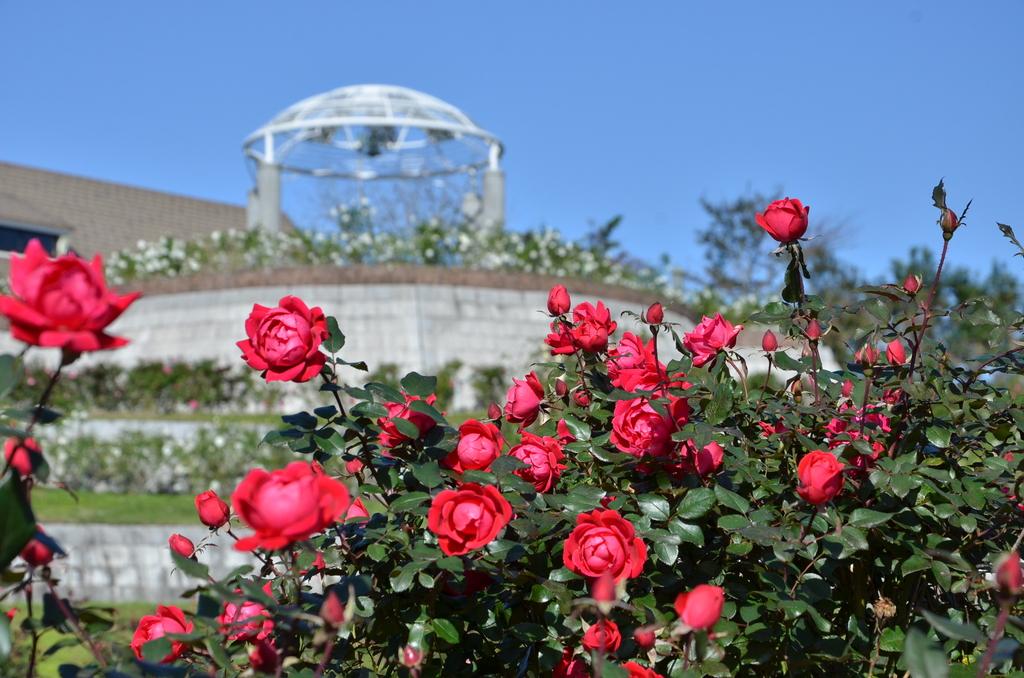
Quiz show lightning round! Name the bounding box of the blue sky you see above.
[1,1,1022,282]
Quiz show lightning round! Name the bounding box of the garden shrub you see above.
[3,183,1024,677]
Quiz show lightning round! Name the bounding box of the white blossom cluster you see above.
[106,221,687,300]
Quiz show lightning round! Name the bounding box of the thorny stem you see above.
[45,577,108,668]
[906,238,950,384]
[25,585,38,678]
[756,355,773,409]
[977,598,1012,677]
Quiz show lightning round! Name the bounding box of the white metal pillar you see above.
[481,143,505,231]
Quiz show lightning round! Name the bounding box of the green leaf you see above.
[401,372,437,397]
[902,555,930,575]
[390,492,431,513]
[838,526,869,556]
[849,509,894,528]
[704,383,734,426]
[931,178,946,210]
[676,487,715,519]
[880,626,906,652]
[142,636,173,663]
[637,494,670,522]
[561,415,591,442]
[903,627,949,678]
[324,316,346,353]
[782,257,802,304]
[410,463,444,488]
[205,637,233,668]
[654,540,679,565]
[0,477,35,571]
[392,417,422,440]
[0,355,22,399]
[926,426,951,449]
[718,515,749,531]
[714,485,750,514]
[668,519,705,546]
[921,609,986,643]
[171,551,209,579]
[390,564,418,593]
[432,618,460,644]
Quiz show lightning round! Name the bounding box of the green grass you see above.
[3,602,181,676]
[89,410,278,425]
[33,489,196,525]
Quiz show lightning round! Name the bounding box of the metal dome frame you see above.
[243,84,502,181]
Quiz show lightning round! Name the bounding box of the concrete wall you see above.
[0,266,828,410]
[47,524,258,603]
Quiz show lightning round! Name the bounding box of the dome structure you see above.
[243,84,505,233]
[244,84,501,180]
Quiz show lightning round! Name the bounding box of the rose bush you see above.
[3,180,1024,677]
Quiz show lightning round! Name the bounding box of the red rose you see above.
[231,461,350,551]
[582,619,621,653]
[622,661,665,678]
[610,397,689,458]
[755,197,809,243]
[674,584,725,631]
[796,450,845,505]
[219,584,274,641]
[548,284,571,315]
[249,639,280,674]
[19,529,54,567]
[633,628,656,649]
[563,509,647,582]
[504,372,544,427]
[131,605,194,663]
[194,490,230,529]
[427,483,512,556]
[553,647,590,678]
[571,302,617,353]
[445,419,504,473]
[378,393,438,448]
[557,419,576,444]
[168,533,195,558]
[607,333,659,391]
[679,440,725,477]
[545,320,577,356]
[237,295,328,382]
[0,239,139,353]
[761,330,778,353]
[509,432,566,492]
[682,314,742,367]
[4,437,41,477]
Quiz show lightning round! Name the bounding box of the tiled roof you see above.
[0,161,268,255]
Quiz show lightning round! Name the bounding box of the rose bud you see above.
[886,339,907,366]
[320,588,347,627]
[582,619,622,653]
[856,344,878,367]
[168,534,195,559]
[194,490,230,529]
[760,330,778,353]
[645,302,664,325]
[939,207,959,236]
[755,198,809,243]
[504,372,544,427]
[841,380,854,398]
[401,645,423,668]
[633,627,656,650]
[902,273,922,294]
[487,402,502,421]
[554,379,569,398]
[674,584,725,631]
[574,390,591,407]
[805,319,822,341]
[547,285,571,316]
[796,450,845,505]
[249,639,280,674]
[590,571,617,614]
[344,458,364,475]
[19,532,54,567]
[996,551,1023,596]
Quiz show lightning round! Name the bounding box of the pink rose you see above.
[508,431,566,492]
[219,584,274,641]
[682,314,743,367]
[755,197,809,243]
[504,372,544,427]
[445,419,504,473]
[571,301,617,353]
[237,296,328,382]
[545,320,576,355]
[0,239,139,352]
[607,332,658,391]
